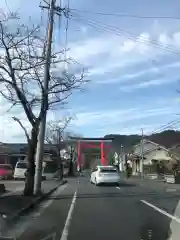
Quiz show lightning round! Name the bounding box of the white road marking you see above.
[116,187,121,190]
[33,184,68,218]
[60,191,77,240]
[41,232,56,240]
[141,200,180,224]
[166,188,176,192]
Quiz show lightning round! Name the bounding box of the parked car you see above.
[24,169,46,181]
[14,161,28,180]
[0,164,13,180]
[90,165,120,186]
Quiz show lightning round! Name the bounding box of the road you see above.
[3,176,180,239]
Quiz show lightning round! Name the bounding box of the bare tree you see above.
[45,117,72,179]
[0,15,86,195]
[63,131,84,176]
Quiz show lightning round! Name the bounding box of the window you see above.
[92,167,98,172]
[16,162,27,169]
[100,168,117,173]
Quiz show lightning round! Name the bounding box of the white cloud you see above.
[80,26,88,34]
[120,77,178,92]
[95,61,180,85]
[0,94,65,142]
[73,106,177,128]
[74,108,138,126]
[68,37,113,64]
[70,97,180,136]
[68,29,180,86]
[68,33,156,70]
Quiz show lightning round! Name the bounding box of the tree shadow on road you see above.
[96,182,136,187]
[48,191,158,200]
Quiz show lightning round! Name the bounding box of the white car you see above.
[14,161,28,180]
[90,165,120,185]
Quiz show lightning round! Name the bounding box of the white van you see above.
[14,161,28,180]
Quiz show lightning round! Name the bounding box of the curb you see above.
[0,179,67,233]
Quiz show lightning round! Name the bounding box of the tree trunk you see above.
[56,151,63,180]
[68,159,74,176]
[23,126,38,196]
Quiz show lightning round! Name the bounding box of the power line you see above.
[70,13,180,55]
[68,11,180,138]
[70,13,177,79]
[151,118,180,134]
[69,12,180,85]
[4,0,11,12]
[70,8,180,20]
[146,117,180,136]
[69,11,180,91]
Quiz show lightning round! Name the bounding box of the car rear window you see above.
[16,162,27,169]
[100,168,117,173]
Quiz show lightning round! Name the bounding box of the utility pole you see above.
[34,0,58,195]
[119,144,123,172]
[140,128,144,177]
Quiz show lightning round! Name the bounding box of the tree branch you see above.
[12,116,30,143]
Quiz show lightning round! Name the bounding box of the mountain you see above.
[149,130,180,148]
[104,130,180,153]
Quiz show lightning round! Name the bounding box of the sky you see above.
[1,0,180,142]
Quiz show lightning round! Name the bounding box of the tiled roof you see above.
[1,143,59,154]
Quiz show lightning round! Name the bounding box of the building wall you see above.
[144,149,171,165]
[0,155,9,164]
[133,140,170,164]
[24,154,53,162]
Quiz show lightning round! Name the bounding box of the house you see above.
[0,143,57,168]
[0,143,11,164]
[132,139,173,174]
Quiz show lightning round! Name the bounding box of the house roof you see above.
[135,139,168,149]
[1,143,60,154]
[133,139,169,156]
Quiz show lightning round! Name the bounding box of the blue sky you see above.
[1,0,180,141]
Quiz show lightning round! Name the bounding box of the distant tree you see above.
[45,117,72,179]
[105,130,180,152]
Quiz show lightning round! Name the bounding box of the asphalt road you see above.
[3,176,180,240]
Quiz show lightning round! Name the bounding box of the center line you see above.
[60,191,77,240]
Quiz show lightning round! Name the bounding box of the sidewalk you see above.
[0,179,67,232]
[126,175,180,192]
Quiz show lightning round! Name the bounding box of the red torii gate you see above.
[69,137,113,167]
